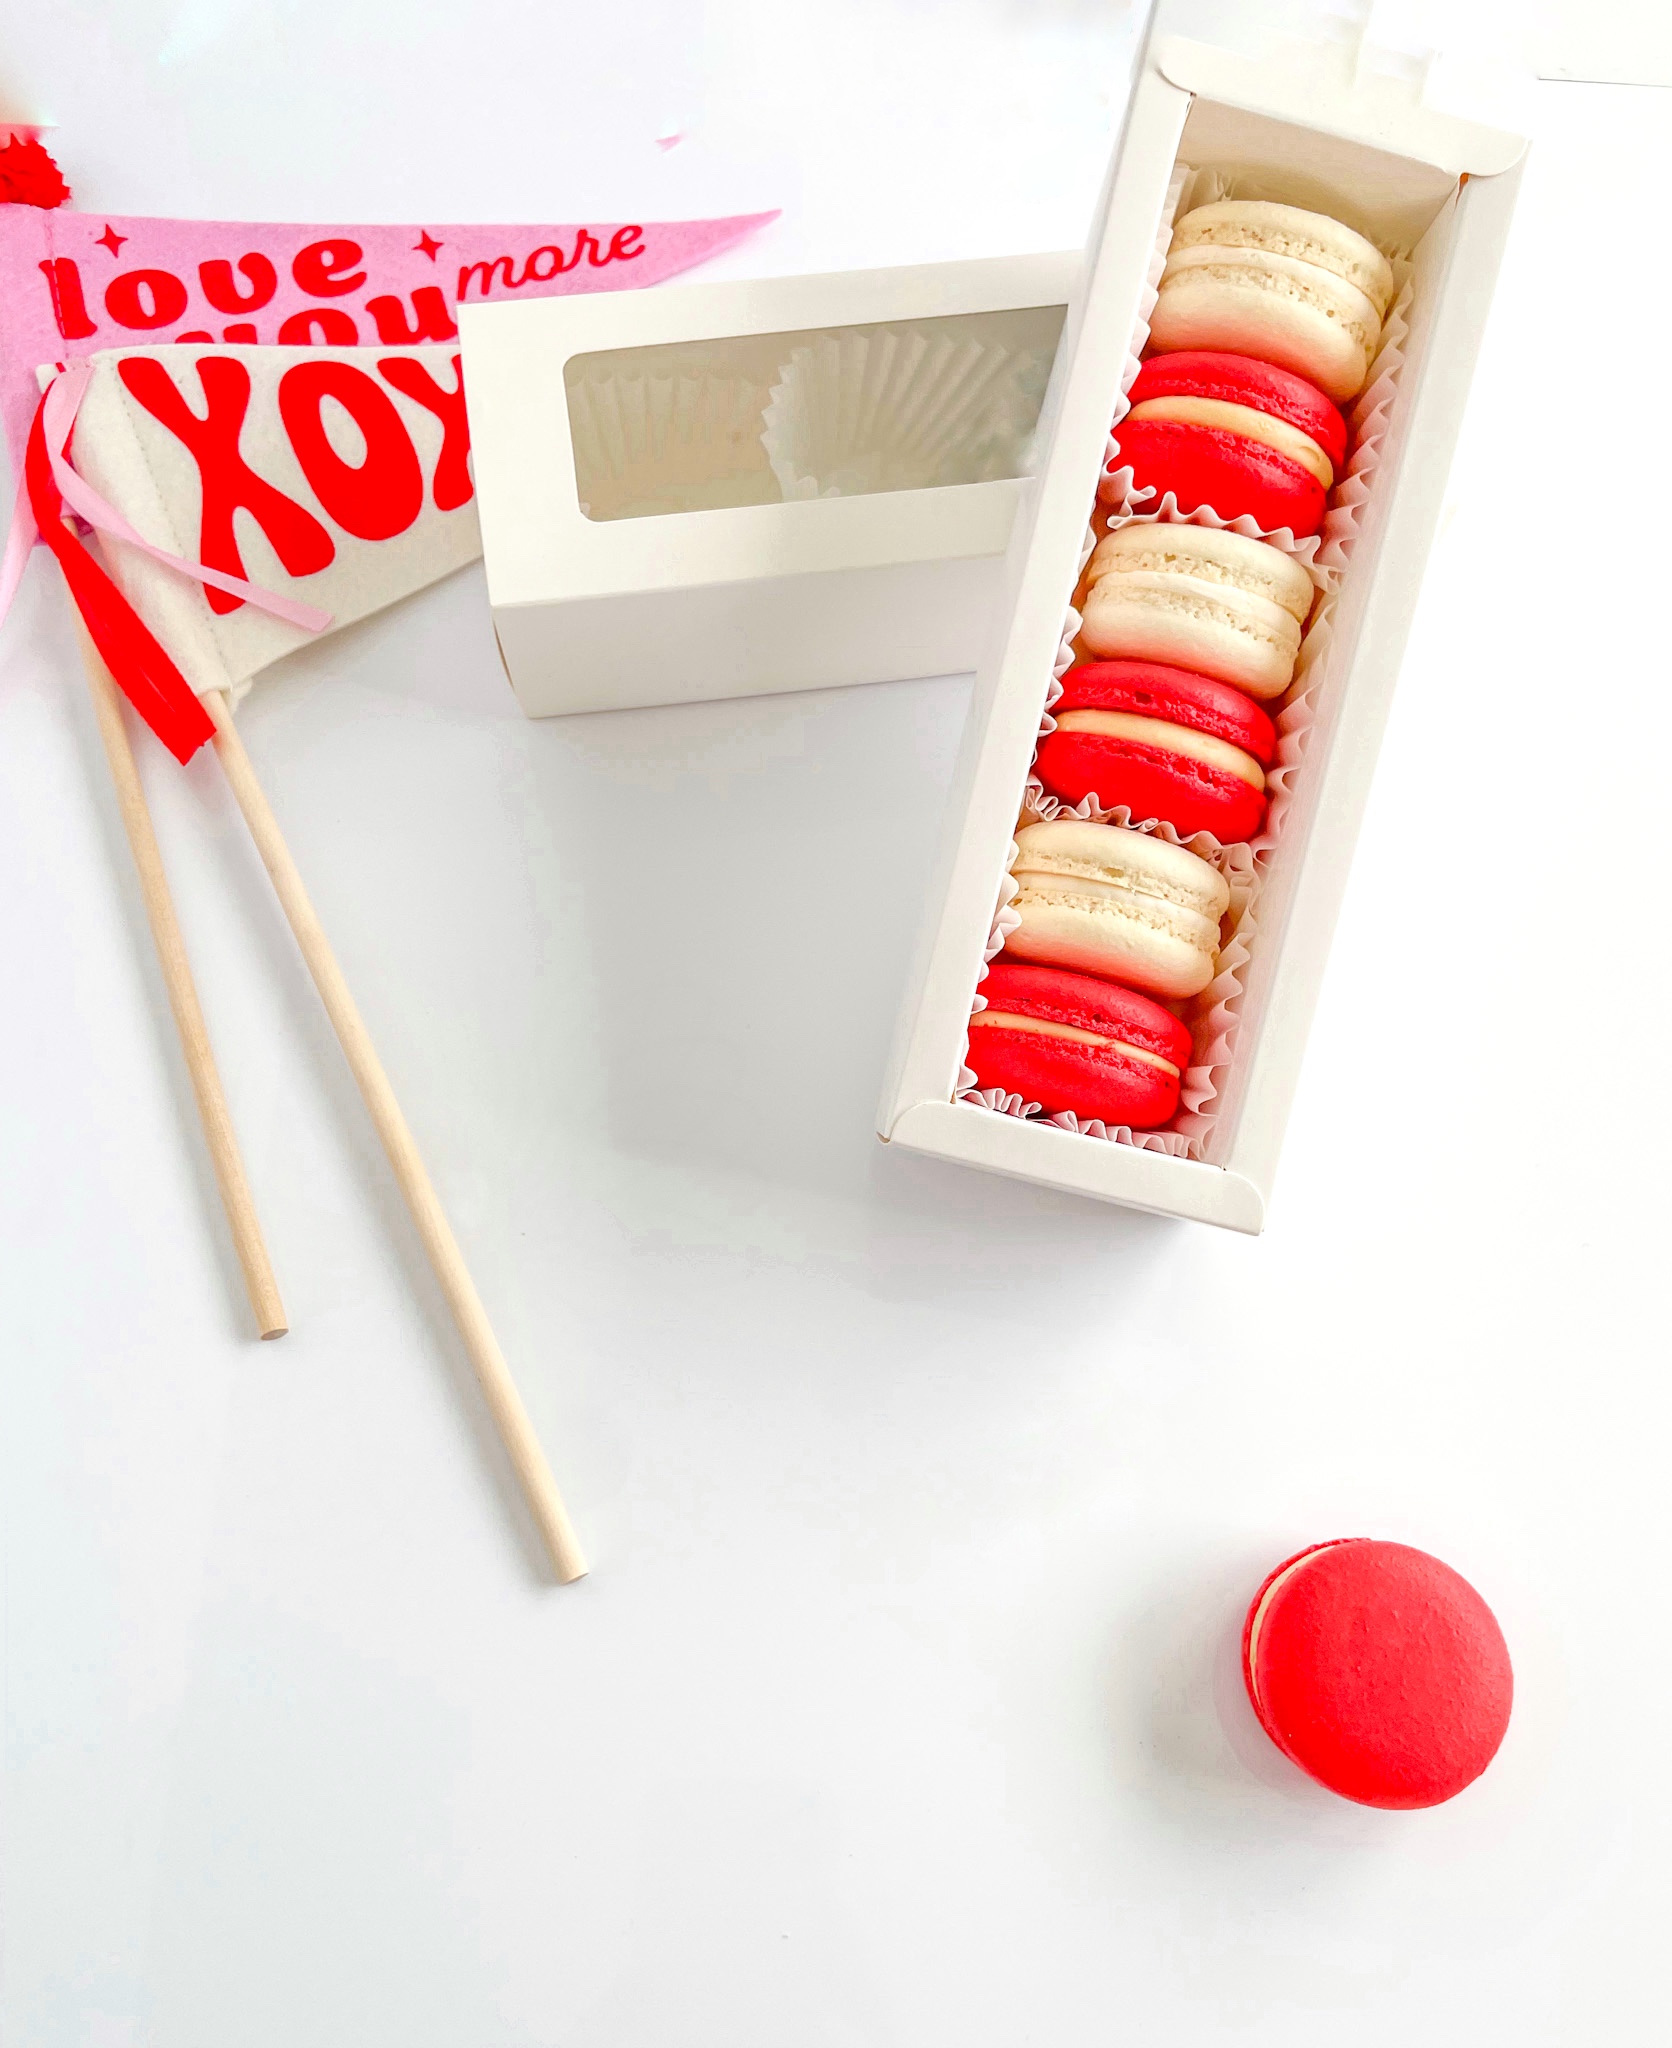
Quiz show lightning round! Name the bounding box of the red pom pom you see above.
[0,136,71,210]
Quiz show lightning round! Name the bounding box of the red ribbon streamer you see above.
[24,387,215,763]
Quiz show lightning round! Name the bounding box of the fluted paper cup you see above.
[566,370,773,520]
[761,326,1052,500]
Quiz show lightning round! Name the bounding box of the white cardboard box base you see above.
[877,31,1526,1234]
[488,506,1027,716]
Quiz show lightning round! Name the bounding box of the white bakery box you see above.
[460,253,1076,714]
[461,27,1526,1235]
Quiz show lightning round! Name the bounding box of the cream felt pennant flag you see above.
[55,342,481,706]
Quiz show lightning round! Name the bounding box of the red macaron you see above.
[1034,661,1277,844]
[1242,1539,1514,1809]
[1105,350,1348,537]
[965,961,1192,1130]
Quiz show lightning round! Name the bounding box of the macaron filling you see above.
[1125,352,1348,469]
[1087,529,1315,622]
[1050,708,1266,790]
[1010,862,1224,950]
[1160,245,1382,362]
[1168,202,1395,315]
[1123,394,1334,488]
[1243,1545,1336,1715]
[1085,571,1303,660]
[1053,662,1278,761]
[967,1011,1181,1076]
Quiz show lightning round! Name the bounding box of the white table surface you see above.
[3,6,1668,2043]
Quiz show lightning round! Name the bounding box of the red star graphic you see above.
[95,224,127,256]
[413,230,442,261]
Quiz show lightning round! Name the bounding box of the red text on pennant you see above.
[278,362,424,541]
[117,355,337,613]
[377,354,471,511]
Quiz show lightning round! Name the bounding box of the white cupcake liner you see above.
[959,160,1415,1163]
[956,1089,1201,1161]
[761,326,1054,500]
[566,369,772,520]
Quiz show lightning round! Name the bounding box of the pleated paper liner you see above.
[959,163,1416,1164]
[566,370,775,521]
[760,325,1054,500]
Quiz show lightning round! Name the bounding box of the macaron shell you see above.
[1242,1539,1514,1810]
[964,1021,1181,1129]
[976,960,1193,1069]
[1109,416,1327,538]
[1004,896,1218,999]
[1169,200,1395,317]
[1034,727,1267,843]
[1148,266,1375,404]
[1087,523,1316,621]
[1079,577,1299,700]
[1055,661,1277,764]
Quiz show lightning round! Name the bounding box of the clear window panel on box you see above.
[564,305,1066,521]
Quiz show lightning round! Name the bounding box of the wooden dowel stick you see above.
[71,620,288,1341]
[202,689,587,1583]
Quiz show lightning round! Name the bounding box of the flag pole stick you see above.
[202,689,587,1583]
[70,616,288,1339]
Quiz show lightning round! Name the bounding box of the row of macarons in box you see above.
[1043,196,1397,850]
[963,197,1396,1136]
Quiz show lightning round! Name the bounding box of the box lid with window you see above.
[460,253,1075,716]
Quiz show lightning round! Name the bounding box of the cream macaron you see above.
[1148,200,1395,403]
[1079,523,1314,701]
[1005,819,1229,999]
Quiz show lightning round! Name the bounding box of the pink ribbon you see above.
[0,359,333,635]
[0,435,42,624]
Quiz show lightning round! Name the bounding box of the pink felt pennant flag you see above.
[0,205,777,471]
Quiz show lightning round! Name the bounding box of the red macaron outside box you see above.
[877,29,1527,1233]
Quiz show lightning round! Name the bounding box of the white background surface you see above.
[2,5,1669,2044]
